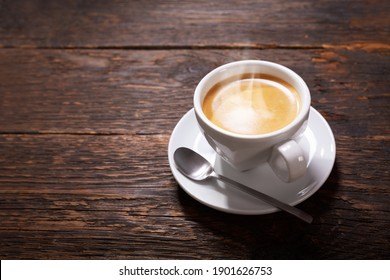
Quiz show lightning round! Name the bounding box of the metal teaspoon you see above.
[174,147,313,224]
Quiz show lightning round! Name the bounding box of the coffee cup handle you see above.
[268,140,307,182]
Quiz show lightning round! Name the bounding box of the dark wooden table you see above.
[0,0,389,259]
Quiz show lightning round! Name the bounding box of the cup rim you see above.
[193,60,311,140]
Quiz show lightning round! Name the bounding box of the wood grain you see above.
[0,0,389,48]
[0,0,389,260]
[0,48,389,135]
[0,126,389,259]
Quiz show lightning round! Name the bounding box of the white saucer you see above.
[168,107,336,215]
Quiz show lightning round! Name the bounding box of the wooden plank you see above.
[0,134,389,259]
[1,0,389,261]
[0,48,389,136]
[0,0,389,48]
[0,134,387,193]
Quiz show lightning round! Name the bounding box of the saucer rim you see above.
[168,107,336,215]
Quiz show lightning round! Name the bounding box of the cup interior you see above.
[194,60,311,139]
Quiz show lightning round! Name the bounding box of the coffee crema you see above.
[202,74,301,135]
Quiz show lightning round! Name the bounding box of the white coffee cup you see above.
[193,60,311,182]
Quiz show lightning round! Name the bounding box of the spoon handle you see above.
[214,173,313,224]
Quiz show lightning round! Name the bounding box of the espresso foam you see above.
[203,77,301,135]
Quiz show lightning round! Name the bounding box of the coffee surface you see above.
[202,75,301,135]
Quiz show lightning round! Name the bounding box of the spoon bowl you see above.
[174,146,213,180]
